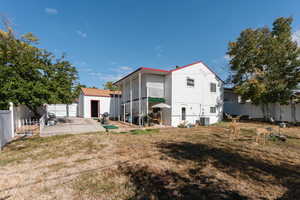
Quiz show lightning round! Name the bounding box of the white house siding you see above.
[163,74,172,125]
[80,95,120,118]
[171,63,223,126]
[146,74,165,98]
[83,96,110,118]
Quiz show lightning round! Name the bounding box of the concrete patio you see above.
[41,117,105,136]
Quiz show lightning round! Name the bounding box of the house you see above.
[113,61,224,127]
[78,88,121,118]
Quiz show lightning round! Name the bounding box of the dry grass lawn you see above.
[1,122,300,199]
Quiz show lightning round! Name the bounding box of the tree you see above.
[103,81,119,91]
[227,17,300,118]
[0,21,78,117]
[72,83,86,99]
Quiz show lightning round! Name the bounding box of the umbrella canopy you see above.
[152,103,171,109]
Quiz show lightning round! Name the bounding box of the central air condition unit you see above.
[200,117,210,126]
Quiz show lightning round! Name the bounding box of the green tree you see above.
[0,22,78,117]
[227,17,300,118]
[72,83,86,99]
[103,81,119,91]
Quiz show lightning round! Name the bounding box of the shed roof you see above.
[81,88,121,97]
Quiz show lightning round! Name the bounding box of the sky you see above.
[2,0,300,87]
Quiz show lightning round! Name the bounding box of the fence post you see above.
[9,102,15,138]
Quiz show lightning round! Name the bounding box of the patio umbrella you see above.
[151,103,171,109]
[151,103,171,125]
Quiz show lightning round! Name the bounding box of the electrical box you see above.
[200,117,210,126]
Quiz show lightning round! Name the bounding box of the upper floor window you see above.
[187,78,194,87]
[210,83,216,92]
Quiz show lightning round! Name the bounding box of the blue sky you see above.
[2,0,300,87]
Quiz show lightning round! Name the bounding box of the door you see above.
[91,100,99,118]
[181,107,186,121]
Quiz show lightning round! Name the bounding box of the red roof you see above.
[114,61,224,84]
[81,88,121,97]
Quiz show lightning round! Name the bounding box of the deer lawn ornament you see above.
[255,127,272,145]
[225,113,241,140]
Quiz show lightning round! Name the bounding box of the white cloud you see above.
[292,30,300,45]
[155,45,164,57]
[119,66,132,71]
[76,30,87,38]
[45,8,58,15]
[88,71,123,82]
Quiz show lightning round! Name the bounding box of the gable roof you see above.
[113,61,224,85]
[81,88,121,97]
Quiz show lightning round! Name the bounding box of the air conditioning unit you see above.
[200,117,210,126]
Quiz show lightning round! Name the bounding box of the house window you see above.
[181,107,186,120]
[187,78,194,87]
[210,107,216,113]
[210,83,216,92]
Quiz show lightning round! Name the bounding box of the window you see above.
[210,107,216,113]
[210,83,216,92]
[181,107,186,120]
[187,78,195,87]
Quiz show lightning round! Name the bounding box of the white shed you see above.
[78,88,121,118]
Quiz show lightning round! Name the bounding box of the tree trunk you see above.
[26,104,41,119]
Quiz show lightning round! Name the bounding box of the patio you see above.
[41,117,105,136]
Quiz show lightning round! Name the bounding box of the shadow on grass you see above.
[120,164,248,200]
[156,141,300,199]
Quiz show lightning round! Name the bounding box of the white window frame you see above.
[210,83,216,92]
[186,77,195,87]
[210,106,216,113]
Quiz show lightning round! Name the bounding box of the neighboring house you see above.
[78,88,121,118]
[114,61,224,127]
[224,88,300,122]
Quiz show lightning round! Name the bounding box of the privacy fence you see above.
[224,102,300,122]
[0,103,46,150]
[0,103,14,149]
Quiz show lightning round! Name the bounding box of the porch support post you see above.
[138,71,141,126]
[123,103,125,122]
[123,81,125,122]
[118,94,120,121]
[146,87,149,125]
[130,78,133,124]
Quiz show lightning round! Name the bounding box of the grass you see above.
[0,133,107,167]
[72,170,135,200]
[112,128,160,135]
[1,122,300,199]
[129,128,160,135]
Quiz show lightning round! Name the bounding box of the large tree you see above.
[103,81,119,91]
[0,23,78,117]
[227,17,300,117]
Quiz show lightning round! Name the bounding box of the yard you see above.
[1,122,300,200]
